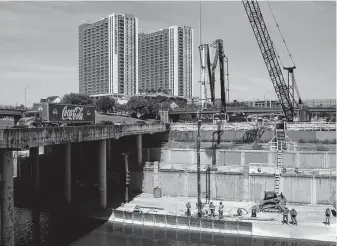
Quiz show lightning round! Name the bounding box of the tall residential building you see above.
[139,26,193,98]
[79,14,138,96]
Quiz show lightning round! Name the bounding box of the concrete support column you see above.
[64,143,71,205]
[107,139,111,167]
[30,147,40,199]
[280,176,284,194]
[311,176,317,204]
[0,150,15,246]
[136,134,142,167]
[98,139,107,210]
[241,151,245,166]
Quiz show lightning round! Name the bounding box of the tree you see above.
[95,96,115,114]
[62,93,94,105]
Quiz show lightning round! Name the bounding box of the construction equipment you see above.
[258,191,285,213]
[242,1,302,122]
[199,39,228,121]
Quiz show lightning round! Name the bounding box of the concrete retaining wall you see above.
[145,148,336,170]
[169,130,336,143]
[142,168,336,205]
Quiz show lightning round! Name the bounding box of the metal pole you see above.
[24,84,30,108]
[197,120,202,218]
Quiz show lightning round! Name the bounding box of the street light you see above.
[24,85,30,108]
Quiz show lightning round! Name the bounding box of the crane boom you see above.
[243,0,296,122]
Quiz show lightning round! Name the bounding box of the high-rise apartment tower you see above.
[139,26,193,97]
[79,14,138,96]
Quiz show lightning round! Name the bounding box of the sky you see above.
[0,1,336,107]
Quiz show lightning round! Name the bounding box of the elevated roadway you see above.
[0,123,168,150]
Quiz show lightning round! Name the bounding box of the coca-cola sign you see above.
[61,106,84,121]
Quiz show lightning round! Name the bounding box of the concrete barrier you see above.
[224,220,238,235]
[200,218,213,233]
[143,213,154,226]
[124,211,133,222]
[213,220,225,233]
[132,212,143,225]
[154,214,166,227]
[177,216,189,230]
[189,217,201,231]
[165,214,177,228]
[237,221,252,236]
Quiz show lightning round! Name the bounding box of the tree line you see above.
[61,93,187,119]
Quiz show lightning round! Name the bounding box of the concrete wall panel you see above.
[143,170,154,193]
[169,149,193,165]
[159,171,185,197]
[287,131,316,142]
[328,153,336,169]
[283,152,297,168]
[316,177,336,205]
[216,173,243,200]
[200,150,213,165]
[249,175,274,202]
[223,151,241,166]
[316,132,336,141]
[283,176,312,203]
[186,172,208,198]
[245,152,268,165]
[300,153,325,169]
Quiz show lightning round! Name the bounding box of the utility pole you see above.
[197,120,202,218]
[24,84,30,108]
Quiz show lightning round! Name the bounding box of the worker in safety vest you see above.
[290,208,297,225]
[325,208,331,225]
[218,202,224,218]
[283,207,289,224]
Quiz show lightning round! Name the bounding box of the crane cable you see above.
[267,1,296,67]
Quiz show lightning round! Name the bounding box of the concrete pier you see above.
[98,140,107,210]
[30,147,40,200]
[64,143,71,204]
[0,151,14,246]
[137,134,142,167]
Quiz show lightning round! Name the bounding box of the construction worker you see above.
[290,208,297,225]
[325,208,331,225]
[218,202,224,218]
[282,207,289,224]
[237,208,242,216]
[186,202,191,216]
[209,202,215,217]
[251,207,257,218]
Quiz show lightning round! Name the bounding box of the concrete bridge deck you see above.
[0,123,169,150]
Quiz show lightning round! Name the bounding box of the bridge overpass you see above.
[0,123,168,244]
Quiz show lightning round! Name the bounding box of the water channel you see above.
[4,207,334,246]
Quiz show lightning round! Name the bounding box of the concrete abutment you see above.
[0,150,15,246]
